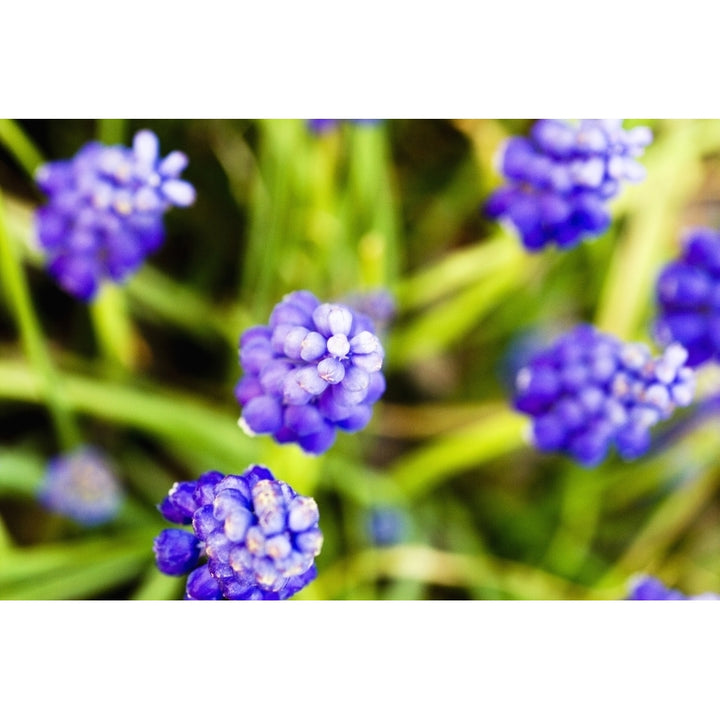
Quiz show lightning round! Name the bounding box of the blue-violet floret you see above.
[34,129,195,301]
[485,119,652,251]
[627,574,720,600]
[366,505,409,547]
[654,227,720,367]
[235,290,386,454]
[153,465,323,600]
[37,446,123,526]
[307,119,381,134]
[513,324,695,466]
[340,288,396,335]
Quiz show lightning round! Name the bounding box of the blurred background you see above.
[2,118,720,600]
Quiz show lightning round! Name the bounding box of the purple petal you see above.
[162,179,196,207]
[185,565,223,600]
[350,330,380,354]
[300,331,327,361]
[242,395,283,433]
[158,150,189,177]
[318,357,346,384]
[133,130,159,166]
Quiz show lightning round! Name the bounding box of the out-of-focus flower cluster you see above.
[627,575,720,600]
[513,324,695,466]
[366,505,409,547]
[655,227,720,368]
[307,119,381,134]
[153,465,323,600]
[37,446,123,526]
[485,119,652,251]
[35,129,195,301]
[341,289,397,335]
[235,290,386,454]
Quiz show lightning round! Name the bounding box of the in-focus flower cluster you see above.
[35,129,195,301]
[627,575,720,600]
[235,290,386,454]
[513,324,695,466]
[485,119,652,251]
[655,227,720,368]
[37,446,123,526]
[153,465,323,600]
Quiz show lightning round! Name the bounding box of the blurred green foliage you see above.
[1,118,720,600]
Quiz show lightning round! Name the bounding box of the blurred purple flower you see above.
[307,119,340,134]
[627,575,720,600]
[35,129,195,301]
[38,446,123,526]
[654,227,720,368]
[366,505,408,546]
[340,288,396,335]
[307,119,382,134]
[513,324,695,466]
[485,119,652,251]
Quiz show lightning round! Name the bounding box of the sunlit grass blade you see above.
[307,544,601,600]
[90,283,143,373]
[243,119,308,315]
[0,190,80,449]
[130,566,185,600]
[345,122,403,288]
[394,228,522,311]
[0,119,45,179]
[595,120,715,340]
[0,450,45,496]
[0,532,153,600]
[598,460,720,589]
[0,359,255,472]
[388,405,527,498]
[387,250,532,368]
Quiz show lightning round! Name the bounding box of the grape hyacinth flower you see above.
[307,119,340,134]
[235,290,386,454]
[37,446,123,526]
[654,227,720,368]
[307,119,381,134]
[341,288,397,335]
[366,506,409,547]
[35,129,195,301]
[627,575,720,600]
[485,119,652,251]
[513,324,695,466]
[152,465,323,600]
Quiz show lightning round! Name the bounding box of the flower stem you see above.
[97,118,127,146]
[89,283,140,373]
[648,392,720,453]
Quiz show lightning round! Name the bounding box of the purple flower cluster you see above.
[654,227,720,368]
[341,289,397,335]
[153,465,323,600]
[627,575,720,600]
[38,446,123,526]
[366,506,408,547]
[513,325,695,466]
[35,129,195,301]
[235,290,386,454]
[307,119,381,134]
[485,119,652,251]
